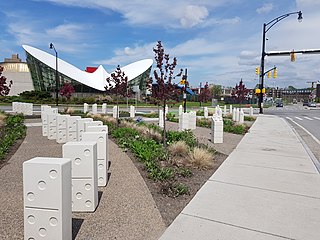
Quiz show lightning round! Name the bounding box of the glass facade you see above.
[25,52,151,94]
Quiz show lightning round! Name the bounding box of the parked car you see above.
[276,102,283,107]
[303,101,309,106]
[308,102,317,107]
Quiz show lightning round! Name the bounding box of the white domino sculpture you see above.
[57,115,70,144]
[12,102,33,115]
[81,131,108,187]
[41,106,58,137]
[159,109,164,128]
[112,106,118,118]
[101,103,107,114]
[48,114,58,140]
[204,107,209,119]
[23,157,72,240]
[63,142,98,212]
[66,116,81,142]
[179,112,189,131]
[188,111,197,130]
[92,104,97,114]
[84,121,103,132]
[83,103,89,113]
[76,118,93,141]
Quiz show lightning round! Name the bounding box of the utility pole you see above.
[183,68,188,113]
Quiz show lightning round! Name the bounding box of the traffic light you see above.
[255,89,261,94]
[273,68,277,78]
[290,52,296,62]
[267,71,271,78]
[262,88,266,94]
[255,67,260,75]
[180,79,185,85]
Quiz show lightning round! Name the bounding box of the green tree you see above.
[210,84,222,99]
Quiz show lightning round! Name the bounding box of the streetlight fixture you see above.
[258,11,302,114]
[49,43,59,106]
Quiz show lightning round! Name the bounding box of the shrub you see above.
[168,141,189,157]
[244,116,256,121]
[188,147,214,169]
[196,118,211,128]
[167,130,196,147]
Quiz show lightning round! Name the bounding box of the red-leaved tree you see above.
[60,82,75,101]
[0,66,13,96]
[198,82,212,103]
[231,79,250,104]
[147,41,181,147]
[105,65,131,125]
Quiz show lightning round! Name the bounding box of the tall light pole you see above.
[259,11,302,114]
[183,68,188,113]
[50,43,59,106]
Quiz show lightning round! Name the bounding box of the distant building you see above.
[0,54,34,96]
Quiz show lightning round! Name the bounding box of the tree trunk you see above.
[163,99,167,148]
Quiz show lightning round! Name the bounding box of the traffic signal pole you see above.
[183,68,187,113]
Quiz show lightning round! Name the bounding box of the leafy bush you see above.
[167,130,196,147]
[0,114,26,160]
[244,116,256,121]
[166,112,178,122]
[196,118,211,128]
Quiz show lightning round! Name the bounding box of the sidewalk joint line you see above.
[230,162,318,175]
[181,213,295,240]
[210,180,320,200]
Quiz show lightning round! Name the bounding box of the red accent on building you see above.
[85,67,98,73]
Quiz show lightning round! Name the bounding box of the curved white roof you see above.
[22,45,153,91]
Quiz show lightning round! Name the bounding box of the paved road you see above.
[264,104,320,168]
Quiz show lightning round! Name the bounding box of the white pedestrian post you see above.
[236,108,240,122]
[82,131,108,187]
[101,103,107,114]
[249,106,254,117]
[204,107,208,119]
[23,157,72,240]
[223,105,227,116]
[178,105,183,116]
[159,109,164,128]
[179,112,189,131]
[112,106,118,119]
[239,108,244,124]
[211,116,223,143]
[232,108,236,121]
[92,104,97,114]
[63,142,98,212]
[229,105,233,114]
[188,111,197,130]
[84,103,88,113]
[130,105,135,118]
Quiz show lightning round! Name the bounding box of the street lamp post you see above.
[259,11,302,114]
[183,68,188,113]
[49,43,59,106]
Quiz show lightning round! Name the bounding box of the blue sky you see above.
[1,0,320,89]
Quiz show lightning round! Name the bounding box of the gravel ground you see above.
[0,119,165,240]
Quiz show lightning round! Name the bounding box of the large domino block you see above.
[67,131,77,142]
[57,129,67,144]
[82,132,108,186]
[101,103,107,114]
[62,141,97,178]
[188,112,197,130]
[48,126,57,140]
[62,142,98,212]
[57,115,69,129]
[42,124,48,137]
[23,157,71,240]
[72,178,98,212]
[97,159,107,186]
[92,103,97,114]
[76,118,93,141]
[84,121,103,131]
[81,132,107,162]
[67,116,81,132]
[86,125,108,134]
[48,114,58,126]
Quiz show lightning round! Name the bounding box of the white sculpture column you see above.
[130,105,135,118]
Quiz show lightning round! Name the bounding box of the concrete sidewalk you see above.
[160,115,320,240]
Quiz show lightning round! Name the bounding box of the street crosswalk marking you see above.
[295,117,303,120]
[304,117,313,120]
[314,117,320,120]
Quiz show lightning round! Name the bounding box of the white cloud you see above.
[35,0,236,29]
[256,3,273,14]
